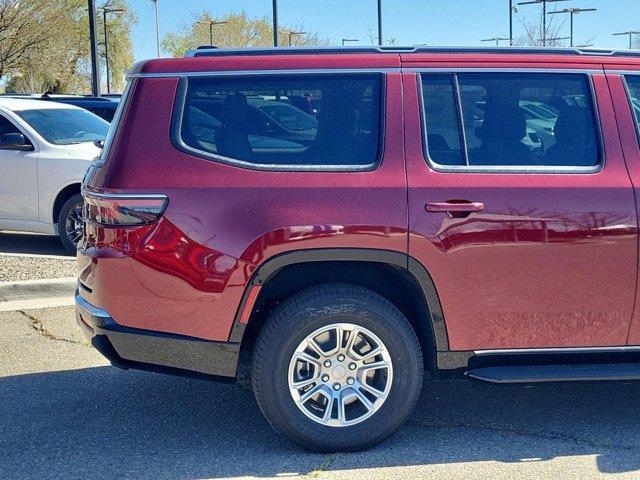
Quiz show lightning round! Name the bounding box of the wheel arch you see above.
[232,248,448,383]
[52,182,82,225]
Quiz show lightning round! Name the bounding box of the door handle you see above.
[425,201,485,213]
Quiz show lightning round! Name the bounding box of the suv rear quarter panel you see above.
[81,67,407,341]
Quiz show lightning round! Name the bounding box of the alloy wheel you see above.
[288,322,393,427]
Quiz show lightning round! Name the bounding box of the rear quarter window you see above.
[174,73,383,171]
[625,75,640,137]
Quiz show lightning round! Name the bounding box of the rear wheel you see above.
[58,194,83,255]
[252,283,423,452]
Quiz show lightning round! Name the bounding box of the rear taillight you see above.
[83,192,168,226]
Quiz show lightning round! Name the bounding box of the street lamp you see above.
[87,0,101,97]
[272,0,279,46]
[517,0,571,46]
[197,20,228,46]
[509,1,519,46]
[342,38,359,46]
[377,0,383,46]
[547,7,596,47]
[100,7,124,95]
[288,31,306,46]
[482,37,511,46]
[613,30,640,49]
[150,0,160,58]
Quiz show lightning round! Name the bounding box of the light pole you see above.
[509,0,515,46]
[613,30,640,49]
[288,31,306,46]
[482,37,511,46]
[272,0,279,46]
[87,0,101,97]
[517,0,571,46]
[197,20,228,46]
[547,7,596,47]
[342,38,359,46]
[377,0,383,46]
[150,0,160,57]
[100,7,124,95]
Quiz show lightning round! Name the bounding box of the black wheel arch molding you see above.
[229,248,450,356]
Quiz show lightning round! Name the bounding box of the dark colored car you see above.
[77,46,640,452]
[41,94,120,122]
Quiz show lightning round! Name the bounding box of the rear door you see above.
[403,67,637,351]
[607,69,640,345]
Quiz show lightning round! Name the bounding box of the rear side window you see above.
[625,75,640,135]
[420,73,600,170]
[176,74,382,170]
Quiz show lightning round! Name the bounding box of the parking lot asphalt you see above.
[2,235,640,479]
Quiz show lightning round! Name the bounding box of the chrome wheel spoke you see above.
[359,379,386,399]
[294,351,321,368]
[358,345,383,362]
[359,360,389,373]
[321,398,334,422]
[354,388,374,411]
[291,375,318,389]
[306,338,325,358]
[336,394,347,425]
[297,384,326,406]
[345,327,361,359]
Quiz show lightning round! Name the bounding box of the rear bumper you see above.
[75,290,239,380]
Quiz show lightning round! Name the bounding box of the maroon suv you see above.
[76,46,640,451]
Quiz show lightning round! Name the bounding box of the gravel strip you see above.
[0,255,76,282]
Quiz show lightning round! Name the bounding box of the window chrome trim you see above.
[405,67,604,75]
[129,68,400,79]
[92,80,134,167]
[621,74,640,144]
[170,72,387,172]
[474,345,640,355]
[417,70,605,174]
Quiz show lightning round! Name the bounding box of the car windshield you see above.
[17,108,109,145]
[255,102,318,131]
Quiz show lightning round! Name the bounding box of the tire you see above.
[252,283,423,452]
[58,193,83,255]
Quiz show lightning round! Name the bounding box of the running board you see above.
[466,363,640,384]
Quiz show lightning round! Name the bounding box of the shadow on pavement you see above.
[2,366,640,478]
[0,232,70,257]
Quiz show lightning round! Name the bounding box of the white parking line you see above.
[0,252,75,260]
[0,277,77,312]
[0,296,75,312]
[0,277,77,287]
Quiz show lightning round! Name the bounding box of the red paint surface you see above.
[80,72,407,341]
[404,71,638,349]
[79,51,640,350]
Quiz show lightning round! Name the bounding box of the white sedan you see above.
[0,98,109,253]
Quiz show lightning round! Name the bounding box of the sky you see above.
[128,0,640,61]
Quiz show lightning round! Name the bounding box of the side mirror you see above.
[0,133,33,151]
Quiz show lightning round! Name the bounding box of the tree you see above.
[514,15,566,47]
[0,0,72,80]
[162,11,328,57]
[4,0,135,94]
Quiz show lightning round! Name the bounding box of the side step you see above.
[466,363,640,384]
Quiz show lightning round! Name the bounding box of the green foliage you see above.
[161,11,329,57]
[3,0,135,94]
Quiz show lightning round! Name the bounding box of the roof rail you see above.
[185,45,640,58]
